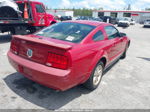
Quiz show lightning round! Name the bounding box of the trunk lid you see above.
[12,35,73,65]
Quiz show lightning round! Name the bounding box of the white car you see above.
[144,20,150,27]
[118,18,130,27]
[130,19,136,25]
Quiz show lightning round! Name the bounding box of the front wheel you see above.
[83,61,104,90]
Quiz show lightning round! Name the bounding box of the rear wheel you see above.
[120,49,126,59]
[121,42,130,59]
[83,61,104,90]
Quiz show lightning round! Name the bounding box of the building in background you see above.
[93,10,150,23]
[46,10,74,17]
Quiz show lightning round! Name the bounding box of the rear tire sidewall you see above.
[120,49,126,59]
[121,44,129,59]
[84,61,104,90]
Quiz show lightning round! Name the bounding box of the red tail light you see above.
[10,38,19,55]
[46,52,69,70]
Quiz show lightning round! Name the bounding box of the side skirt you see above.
[104,54,122,72]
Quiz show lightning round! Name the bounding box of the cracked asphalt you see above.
[0,24,150,109]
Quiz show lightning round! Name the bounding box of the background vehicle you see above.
[76,16,89,20]
[143,19,150,27]
[117,18,130,27]
[8,21,130,91]
[130,19,135,25]
[89,17,103,22]
[0,0,56,35]
[76,16,102,22]
[101,16,118,25]
[60,16,72,21]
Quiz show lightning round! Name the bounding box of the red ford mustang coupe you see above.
[8,20,130,91]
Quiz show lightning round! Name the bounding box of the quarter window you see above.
[105,26,120,39]
[36,4,45,13]
[93,31,104,41]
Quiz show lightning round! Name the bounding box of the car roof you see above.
[64,20,111,27]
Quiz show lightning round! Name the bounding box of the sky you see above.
[36,0,150,10]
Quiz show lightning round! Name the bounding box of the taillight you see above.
[10,38,19,55]
[46,52,69,70]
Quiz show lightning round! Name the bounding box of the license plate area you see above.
[18,65,33,78]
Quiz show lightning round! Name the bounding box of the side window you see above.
[105,26,120,39]
[36,4,45,13]
[93,31,104,41]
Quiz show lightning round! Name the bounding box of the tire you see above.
[121,41,130,59]
[83,61,104,90]
[120,49,126,59]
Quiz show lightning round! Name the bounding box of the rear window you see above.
[36,22,96,43]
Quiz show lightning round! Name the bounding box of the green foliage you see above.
[145,8,150,11]
[53,8,93,17]
[74,8,93,16]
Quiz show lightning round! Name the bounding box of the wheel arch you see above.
[99,57,107,67]
[88,50,108,74]
[82,54,108,87]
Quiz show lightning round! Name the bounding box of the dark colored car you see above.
[76,16,89,20]
[77,16,102,22]
[60,16,72,21]
[89,17,103,22]
[101,16,118,24]
[8,20,130,91]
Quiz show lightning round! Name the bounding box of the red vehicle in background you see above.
[0,0,56,35]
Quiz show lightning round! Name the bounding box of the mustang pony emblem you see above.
[27,49,33,58]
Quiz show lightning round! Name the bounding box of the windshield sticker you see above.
[49,28,54,32]
[76,30,80,34]
[37,31,44,34]
[66,36,75,41]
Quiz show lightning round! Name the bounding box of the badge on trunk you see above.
[27,49,33,58]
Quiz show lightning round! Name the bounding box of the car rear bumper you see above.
[7,51,73,91]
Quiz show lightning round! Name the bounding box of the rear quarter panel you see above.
[68,26,110,83]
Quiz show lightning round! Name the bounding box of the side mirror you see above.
[120,32,126,37]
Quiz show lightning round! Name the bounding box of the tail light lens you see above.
[10,38,19,55]
[46,52,69,70]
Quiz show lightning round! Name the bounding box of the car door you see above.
[104,26,123,61]
[35,3,47,26]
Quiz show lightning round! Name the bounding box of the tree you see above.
[145,8,150,11]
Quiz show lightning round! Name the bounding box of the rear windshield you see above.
[120,18,129,21]
[35,22,96,43]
